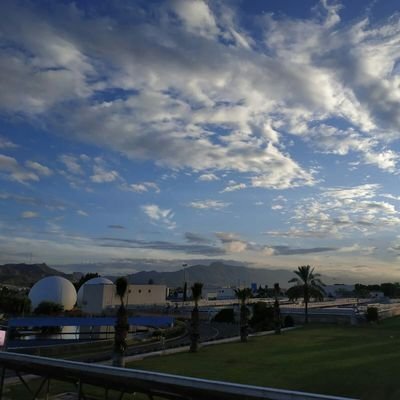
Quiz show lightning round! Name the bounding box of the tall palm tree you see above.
[234,288,252,342]
[190,282,203,352]
[273,283,281,335]
[289,265,325,324]
[113,277,129,367]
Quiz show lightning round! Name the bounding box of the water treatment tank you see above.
[76,276,113,307]
[29,276,77,311]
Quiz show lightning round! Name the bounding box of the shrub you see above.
[365,306,379,322]
[34,301,64,316]
[249,302,274,331]
[213,308,235,323]
[284,315,294,327]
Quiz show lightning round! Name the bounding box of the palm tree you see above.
[288,265,325,324]
[190,282,203,352]
[234,288,252,342]
[273,283,281,335]
[113,277,129,367]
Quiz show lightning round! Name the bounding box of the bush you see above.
[213,308,235,323]
[365,306,379,322]
[34,301,64,316]
[249,302,274,331]
[284,315,294,327]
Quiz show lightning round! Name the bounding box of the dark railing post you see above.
[45,377,50,400]
[0,367,5,400]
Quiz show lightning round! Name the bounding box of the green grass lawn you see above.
[127,318,400,400]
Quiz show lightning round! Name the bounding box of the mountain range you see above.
[126,262,298,288]
[0,262,302,288]
[0,263,66,287]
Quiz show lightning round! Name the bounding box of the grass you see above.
[127,318,400,400]
[5,319,400,399]
[4,380,153,399]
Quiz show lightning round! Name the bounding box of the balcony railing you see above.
[0,352,357,400]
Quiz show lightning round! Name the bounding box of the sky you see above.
[1,0,400,282]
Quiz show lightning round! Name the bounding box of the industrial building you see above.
[81,283,167,314]
[29,276,167,315]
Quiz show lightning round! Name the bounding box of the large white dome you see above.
[29,276,77,311]
[77,277,113,307]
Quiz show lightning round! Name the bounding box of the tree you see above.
[234,288,252,342]
[249,302,274,331]
[0,288,31,316]
[273,283,281,335]
[288,265,325,324]
[113,277,129,367]
[190,282,203,352]
[75,272,100,291]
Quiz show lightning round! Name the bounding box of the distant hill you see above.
[0,263,69,287]
[126,262,298,288]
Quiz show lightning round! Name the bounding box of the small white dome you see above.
[29,276,77,311]
[77,277,113,307]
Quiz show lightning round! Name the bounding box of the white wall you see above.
[81,284,167,314]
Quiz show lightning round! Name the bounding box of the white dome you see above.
[77,277,113,307]
[29,276,77,311]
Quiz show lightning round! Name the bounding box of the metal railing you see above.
[0,352,357,400]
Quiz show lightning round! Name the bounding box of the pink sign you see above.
[0,330,5,347]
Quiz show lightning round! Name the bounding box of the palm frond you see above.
[235,288,252,303]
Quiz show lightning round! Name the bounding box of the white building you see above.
[81,284,167,314]
[202,287,236,301]
[216,287,236,300]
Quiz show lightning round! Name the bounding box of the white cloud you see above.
[0,136,18,149]
[141,204,176,230]
[221,182,247,193]
[128,182,160,194]
[290,184,400,238]
[59,155,83,175]
[169,0,219,39]
[0,154,39,183]
[26,160,53,176]
[363,149,398,172]
[215,232,248,253]
[21,211,38,219]
[305,125,399,173]
[187,200,230,210]
[1,1,400,191]
[198,173,219,181]
[77,210,88,217]
[90,165,120,183]
[338,244,376,255]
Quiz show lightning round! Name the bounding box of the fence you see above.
[0,352,357,400]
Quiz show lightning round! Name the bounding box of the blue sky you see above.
[1,0,400,282]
